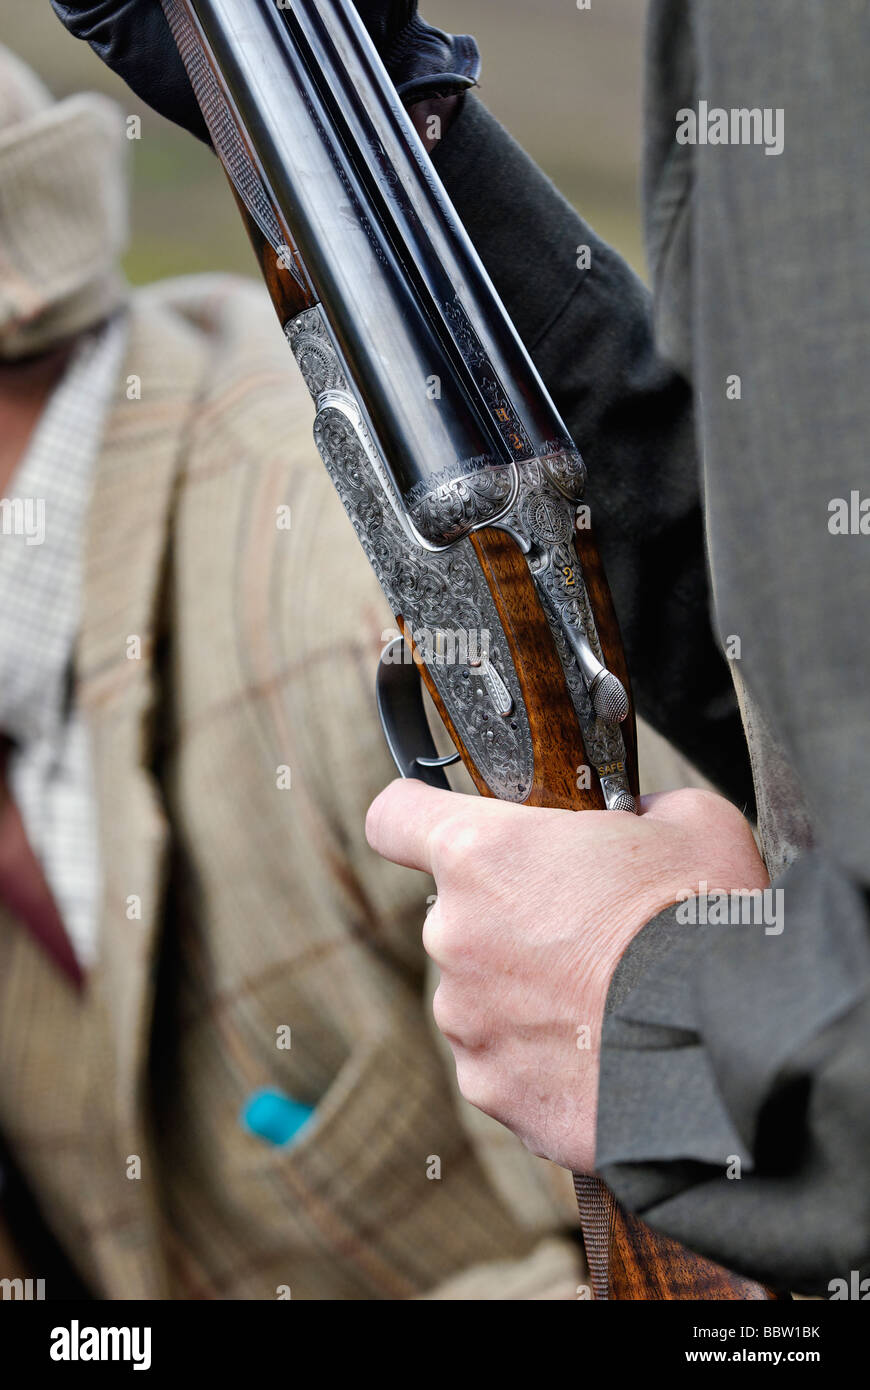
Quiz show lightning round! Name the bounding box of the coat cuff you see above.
[597,905,751,1206]
[595,854,870,1288]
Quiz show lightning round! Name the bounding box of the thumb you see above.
[365,777,464,872]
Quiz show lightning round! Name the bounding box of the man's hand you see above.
[51,1,478,141]
[366,782,769,1173]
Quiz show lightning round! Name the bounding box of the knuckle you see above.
[454,1058,499,1117]
[671,786,721,820]
[667,788,765,887]
[426,815,457,868]
[428,811,480,871]
[432,984,490,1054]
[431,982,456,1037]
[670,786,746,838]
[421,903,445,962]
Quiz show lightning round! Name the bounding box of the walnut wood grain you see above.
[231,195,317,325]
[609,1204,775,1300]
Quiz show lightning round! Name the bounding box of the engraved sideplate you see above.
[287,306,535,801]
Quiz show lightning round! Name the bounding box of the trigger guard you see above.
[375,637,456,789]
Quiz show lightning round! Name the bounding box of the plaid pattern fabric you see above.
[0,317,126,969]
[0,275,582,1299]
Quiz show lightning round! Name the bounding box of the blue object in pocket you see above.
[241,1088,315,1147]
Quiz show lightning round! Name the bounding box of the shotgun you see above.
[160,0,772,1301]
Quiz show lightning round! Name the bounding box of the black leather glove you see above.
[50,1,479,143]
[353,3,480,102]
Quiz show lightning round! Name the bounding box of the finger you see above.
[365,777,466,873]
